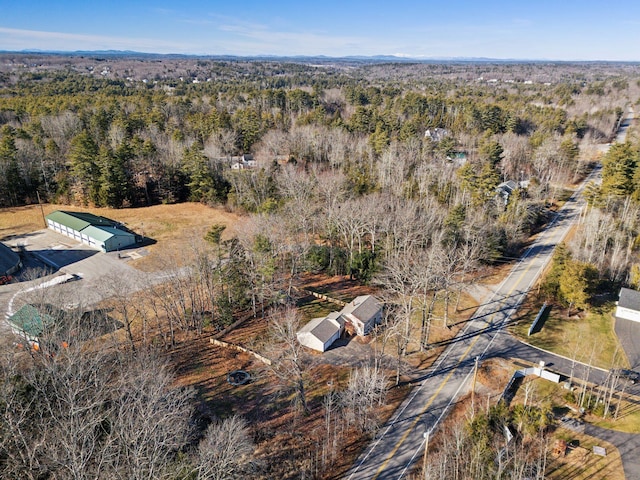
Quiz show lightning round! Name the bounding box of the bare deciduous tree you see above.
[341,364,387,434]
[195,415,256,480]
[266,307,310,414]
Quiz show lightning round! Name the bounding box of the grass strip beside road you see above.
[511,302,627,370]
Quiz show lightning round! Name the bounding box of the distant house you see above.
[615,288,640,323]
[424,128,449,142]
[446,151,468,165]
[230,154,257,170]
[296,311,344,352]
[340,295,383,336]
[496,180,529,205]
[296,295,383,352]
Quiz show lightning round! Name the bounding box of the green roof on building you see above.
[8,304,55,338]
[81,225,135,242]
[46,210,117,231]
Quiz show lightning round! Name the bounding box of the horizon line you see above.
[1,49,640,64]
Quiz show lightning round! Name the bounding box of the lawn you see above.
[592,399,640,433]
[510,301,628,370]
[0,203,246,271]
[547,429,624,480]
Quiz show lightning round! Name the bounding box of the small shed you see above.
[8,304,55,346]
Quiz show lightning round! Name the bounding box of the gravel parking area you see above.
[2,229,146,311]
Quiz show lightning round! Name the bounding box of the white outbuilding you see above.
[616,287,640,323]
[296,311,344,352]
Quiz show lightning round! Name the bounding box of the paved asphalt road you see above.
[346,106,639,480]
[585,423,640,480]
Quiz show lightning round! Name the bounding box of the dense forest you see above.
[1,56,639,282]
[2,54,640,479]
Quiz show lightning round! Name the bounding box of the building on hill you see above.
[230,154,257,170]
[46,210,138,252]
[424,128,449,142]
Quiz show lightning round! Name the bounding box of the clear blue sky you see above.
[1,0,639,60]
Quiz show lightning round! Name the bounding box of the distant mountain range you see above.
[1,49,636,64]
[0,49,566,63]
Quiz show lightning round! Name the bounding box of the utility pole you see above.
[36,191,46,228]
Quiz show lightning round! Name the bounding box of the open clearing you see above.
[0,203,245,272]
[510,296,627,370]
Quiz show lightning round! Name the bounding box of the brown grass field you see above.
[0,203,246,271]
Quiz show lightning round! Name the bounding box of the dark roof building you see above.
[0,241,21,276]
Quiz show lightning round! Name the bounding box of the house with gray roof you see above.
[297,311,344,352]
[616,287,640,323]
[340,295,383,336]
[296,295,383,352]
[424,128,449,142]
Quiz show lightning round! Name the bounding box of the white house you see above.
[230,154,257,170]
[615,288,640,323]
[340,295,383,337]
[296,294,383,352]
[296,311,344,352]
[424,128,449,142]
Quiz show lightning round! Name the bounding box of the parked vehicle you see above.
[612,368,640,384]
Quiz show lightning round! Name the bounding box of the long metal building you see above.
[45,210,137,252]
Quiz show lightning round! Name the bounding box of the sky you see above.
[1,0,639,61]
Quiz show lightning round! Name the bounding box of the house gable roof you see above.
[618,287,640,312]
[340,295,381,323]
[298,314,342,344]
